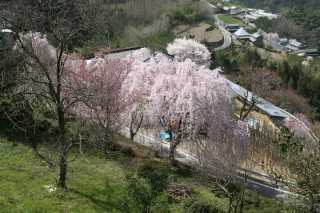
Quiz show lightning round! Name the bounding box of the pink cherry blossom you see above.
[123,51,249,160]
[267,32,280,43]
[301,61,309,66]
[166,37,211,66]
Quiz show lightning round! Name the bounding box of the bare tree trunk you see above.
[169,139,178,159]
[130,113,143,141]
[239,91,255,121]
[169,123,182,159]
[169,128,175,159]
[57,106,68,188]
[58,145,68,188]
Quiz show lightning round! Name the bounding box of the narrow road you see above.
[213,14,232,50]
[121,127,290,202]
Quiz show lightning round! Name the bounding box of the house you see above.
[278,38,288,46]
[294,49,319,57]
[94,46,146,59]
[226,79,289,119]
[233,28,250,40]
[230,6,238,15]
[243,26,252,34]
[243,9,277,22]
[226,23,240,32]
[249,32,263,47]
[285,40,307,51]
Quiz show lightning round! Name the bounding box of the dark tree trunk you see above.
[57,107,68,189]
[169,122,182,159]
[58,146,68,188]
[130,114,143,141]
[169,133,181,159]
[169,140,177,159]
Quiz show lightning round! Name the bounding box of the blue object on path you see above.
[158,131,176,139]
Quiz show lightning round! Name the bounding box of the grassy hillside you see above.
[0,119,289,212]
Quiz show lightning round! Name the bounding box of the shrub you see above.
[176,164,193,177]
[118,161,170,213]
[183,199,226,213]
[173,10,186,22]
[107,142,122,151]
[154,150,162,158]
[205,26,215,31]
[120,146,135,157]
[214,191,226,198]
[170,159,179,167]
[138,161,169,192]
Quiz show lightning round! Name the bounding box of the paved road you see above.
[213,15,232,50]
[121,127,290,202]
[212,14,243,50]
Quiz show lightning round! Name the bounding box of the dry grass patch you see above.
[256,47,285,62]
[179,22,222,42]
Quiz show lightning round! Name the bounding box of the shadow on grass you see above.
[36,153,56,169]
[0,118,25,143]
[70,187,118,212]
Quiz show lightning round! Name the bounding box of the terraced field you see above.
[178,22,222,42]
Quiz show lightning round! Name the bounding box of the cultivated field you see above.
[178,22,223,42]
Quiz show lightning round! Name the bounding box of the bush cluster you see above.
[183,199,225,213]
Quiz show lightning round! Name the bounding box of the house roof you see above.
[285,45,299,51]
[249,37,256,42]
[294,49,319,54]
[226,79,289,118]
[145,51,175,63]
[226,23,240,27]
[93,46,146,60]
[290,41,302,47]
[234,28,250,38]
[230,6,237,10]
[279,38,288,43]
[252,32,261,38]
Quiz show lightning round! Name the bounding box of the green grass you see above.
[0,119,291,213]
[0,142,124,212]
[286,52,305,68]
[218,15,245,26]
[139,31,176,53]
